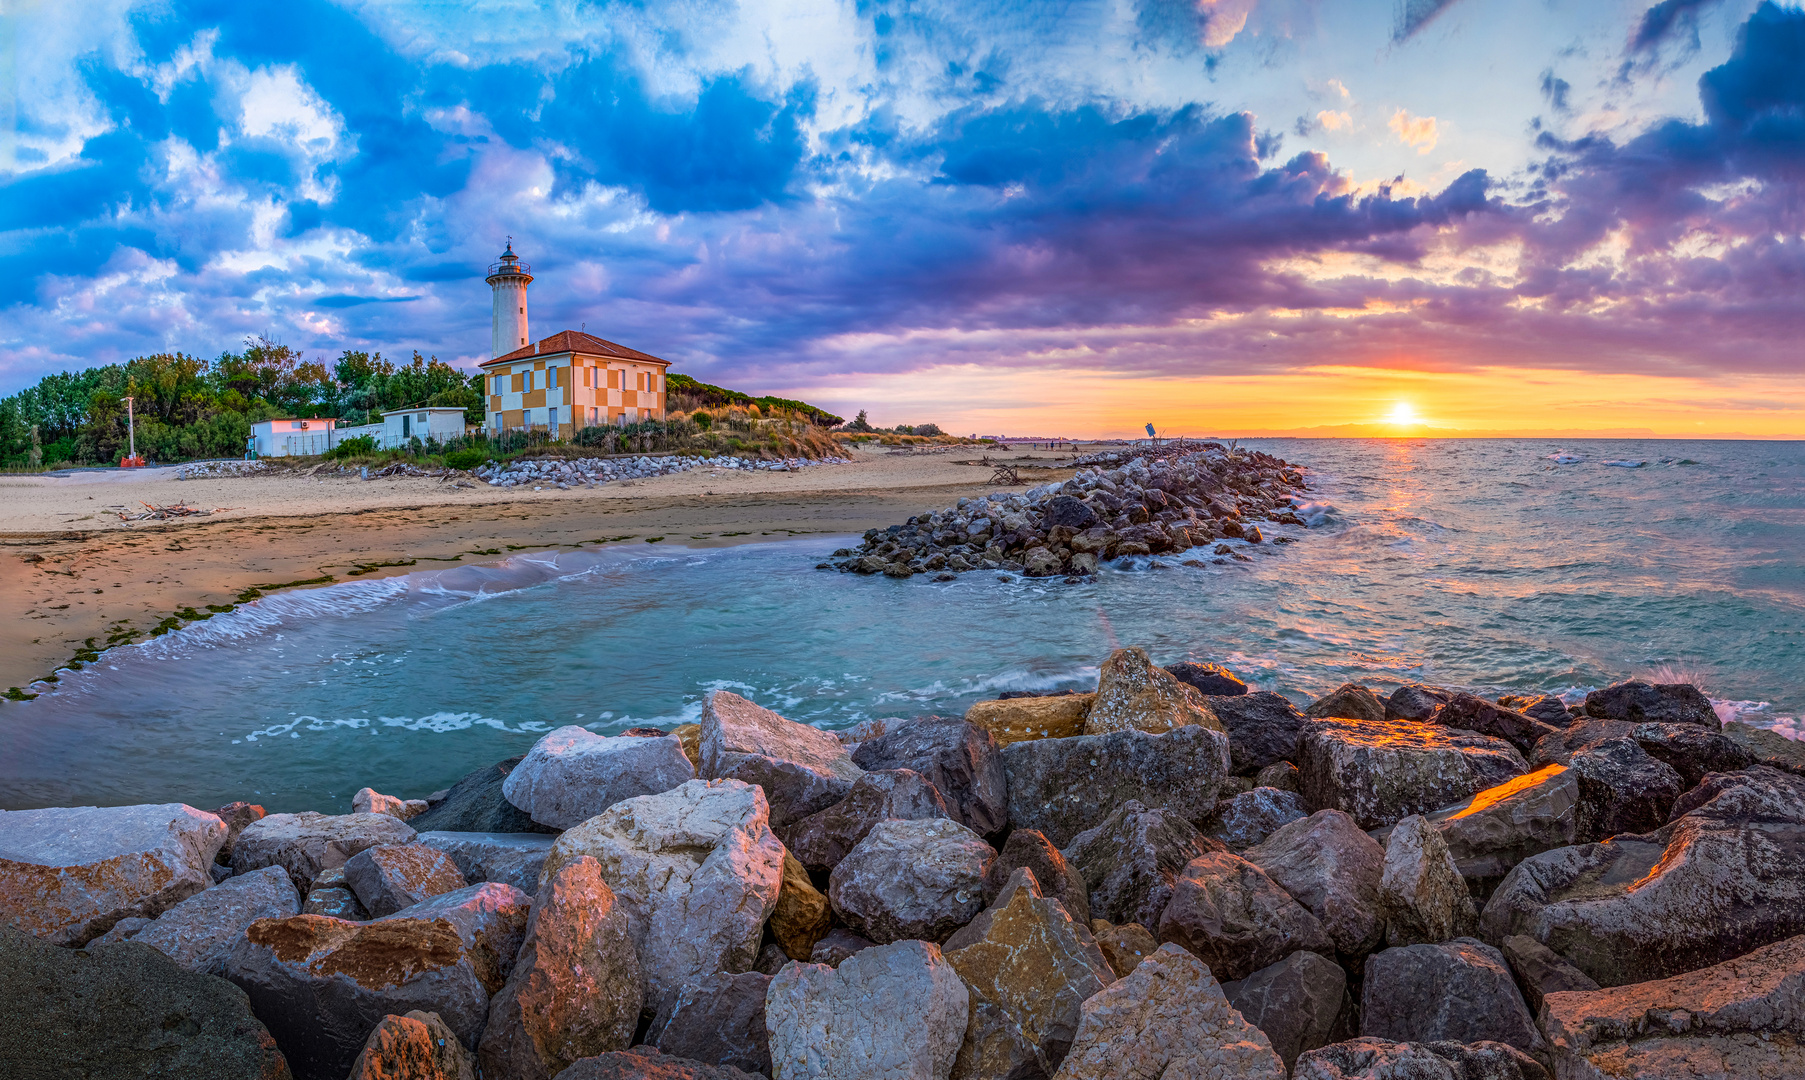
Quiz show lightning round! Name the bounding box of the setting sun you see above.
[1387,401,1419,426]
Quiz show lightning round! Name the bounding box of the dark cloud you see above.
[1394,0,1463,42]
[1631,0,1727,53]
[1540,69,1572,112]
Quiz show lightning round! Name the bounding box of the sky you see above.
[3,0,1804,437]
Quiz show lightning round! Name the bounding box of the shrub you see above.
[444,448,485,470]
[694,410,713,430]
[327,434,378,460]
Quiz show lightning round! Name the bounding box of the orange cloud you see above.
[1389,109,1439,154]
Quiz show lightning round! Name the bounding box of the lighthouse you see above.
[485,240,533,359]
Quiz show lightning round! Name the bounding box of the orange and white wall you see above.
[485,354,666,436]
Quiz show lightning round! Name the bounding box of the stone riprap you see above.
[503,727,696,829]
[477,453,850,489]
[415,831,556,893]
[699,691,865,828]
[231,811,418,892]
[1001,724,1231,846]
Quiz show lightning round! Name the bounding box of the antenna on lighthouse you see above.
[486,239,534,358]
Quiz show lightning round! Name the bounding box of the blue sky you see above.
[3,0,1803,434]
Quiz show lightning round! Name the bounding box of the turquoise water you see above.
[3,438,1801,813]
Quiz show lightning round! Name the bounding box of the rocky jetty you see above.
[826,443,1309,578]
[477,453,849,489]
[5,663,1804,1080]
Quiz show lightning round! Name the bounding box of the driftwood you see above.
[114,502,235,521]
[983,457,1024,486]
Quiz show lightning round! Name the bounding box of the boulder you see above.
[90,915,154,944]
[764,939,971,1080]
[1165,661,1248,696]
[829,818,994,944]
[405,757,557,835]
[982,828,1090,924]
[1210,691,1313,774]
[1361,938,1542,1056]
[0,925,291,1080]
[1407,764,1578,897]
[1084,647,1223,736]
[1627,721,1756,787]
[231,812,418,893]
[1384,685,1455,723]
[700,691,865,828]
[1539,934,1805,1079]
[1379,816,1477,946]
[1498,935,1598,1012]
[1220,950,1349,1072]
[415,831,555,893]
[1203,787,1309,850]
[785,769,951,874]
[963,693,1094,746]
[1293,1038,1549,1080]
[353,787,429,820]
[1306,684,1388,723]
[344,843,467,919]
[213,801,268,863]
[1667,763,1805,822]
[1051,942,1286,1079]
[809,928,876,967]
[1002,725,1231,846]
[1427,695,1562,756]
[771,849,833,960]
[1045,494,1098,530]
[223,883,532,1080]
[848,716,1008,836]
[1297,717,1529,830]
[1063,801,1221,929]
[477,857,641,1080]
[944,868,1115,1078]
[1091,920,1160,978]
[1157,850,1335,980]
[0,802,228,945]
[558,1046,762,1079]
[1246,811,1387,959]
[502,727,697,830]
[348,1010,474,1080]
[130,864,301,976]
[538,779,785,1009]
[1567,738,1683,839]
[1724,719,1805,776]
[1527,718,1640,767]
[650,972,772,1077]
[302,870,369,920]
[1255,760,1300,791]
[1497,693,1573,727]
[1584,680,1718,728]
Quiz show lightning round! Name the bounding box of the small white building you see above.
[250,417,337,457]
[380,407,469,447]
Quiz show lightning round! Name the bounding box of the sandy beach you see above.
[0,445,1083,692]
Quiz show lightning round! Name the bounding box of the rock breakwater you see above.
[478,454,850,489]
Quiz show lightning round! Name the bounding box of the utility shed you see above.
[250,417,337,457]
[380,407,468,446]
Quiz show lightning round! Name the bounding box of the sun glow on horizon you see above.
[1387,401,1419,426]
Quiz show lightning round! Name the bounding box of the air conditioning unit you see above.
[299,421,310,430]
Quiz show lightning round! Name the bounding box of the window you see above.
[518,307,523,314]
[548,366,558,389]
[492,413,501,429]
[548,407,558,426]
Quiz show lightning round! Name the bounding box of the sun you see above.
[1386,401,1418,426]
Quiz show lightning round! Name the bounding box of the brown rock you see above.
[964,693,1094,746]
[1298,717,1529,831]
[344,844,467,918]
[1254,761,1299,792]
[214,801,268,864]
[784,769,950,874]
[1306,684,1387,723]
[672,723,703,769]
[348,1011,474,1080]
[231,812,418,893]
[984,828,1090,924]
[1379,815,1477,946]
[1090,920,1159,978]
[1084,646,1223,736]
[771,849,832,960]
[1246,811,1386,959]
[1294,1038,1548,1080]
[1158,850,1334,980]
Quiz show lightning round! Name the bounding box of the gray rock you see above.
[0,803,228,945]
[849,716,1008,836]
[352,787,428,820]
[1210,691,1312,774]
[1724,719,1805,777]
[785,769,951,874]
[211,862,235,884]
[700,691,864,828]
[1063,801,1221,929]
[1221,950,1349,1072]
[1498,934,1598,1013]
[343,843,467,918]
[406,756,557,835]
[1246,811,1387,959]
[982,827,1090,924]
[1568,738,1683,839]
[558,1045,763,1079]
[1164,661,1247,696]
[301,884,368,920]
[1527,718,1640,767]
[1157,850,1334,980]
[416,831,556,893]
[1084,646,1223,736]
[829,818,994,944]
[1002,725,1231,846]
[809,928,876,967]
[1203,787,1309,850]
[0,925,291,1080]
[1584,680,1719,728]
[1294,1038,1549,1080]
[1379,816,1477,946]
[1254,760,1300,792]
[764,939,971,1080]
[213,801,268,864]
[651,972,772,1077]
[503,727,697,829]
[1497,693,1572,727]
[231,811,417,893]
[1306,684,1388,723]
[130,864,300,976]
[753,942,791,975]
[1297,717,1529,830]
[1385,685,1455,723]
[1627,721,1756,787]
[1360,938,1542,1056]
[1666,764,1805,822]
[89,915,153,944]
[1427,695,1562,756]
[1406,764,1578,898]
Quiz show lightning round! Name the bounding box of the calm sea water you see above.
[4,438,1801,813]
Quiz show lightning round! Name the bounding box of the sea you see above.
[3,438,1801,814]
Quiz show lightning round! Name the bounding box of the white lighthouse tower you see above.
[486,240,533,358]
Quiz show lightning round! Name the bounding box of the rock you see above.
[700,691,864,828]
[348,1010,474,1080]
[1584,680,1719,728]
[1427,695,1562,756]
[478,857,641,1080]
[771,849,832,960]
[1627,721,1756,787]
[673,723,704,768]
[1203,787,1309,850]
[1380,816,1477,946]
[828,818,993,944]
[1165,661,1248,696]
[649,972,772,1077]
[539,779,784,1009]
[1091,920,1160,978]
[943,868,1115,1079]
[1157,850,1335,980]
[1385,685,1455,723]
[0,925,292,1080]
[964,692,1095,746]
[1539,933,1805,1080]
[1084,647,1223,737]
[982,827,1090,924]
[1497,693,1572,727]
[1361,938,1542,1055]
[405,756,557,835]
[1221,950,1349,1072]
[231,812,418,893]
[848,717,1008,836]
[214,801,268,863]
[1498,934,1598,1012]
[1666,763,1805,822]
[416,831,555,893]
[1254,760,1300,791]
[1724,719,1805,776]
[1307,684,1388,723]
[1211,691,1314,774]
[130,864,301,976]
[1022,547,1064,576]
[1045,494,1098,530]
[809,928,875,967]
[345,844,467,919]
[1297,717,1529,830]
[0,803,228,946]
[787,769,950,872]
[1294,1038,1549,1080]
[212,861,236,884]
[1246,811,1386,959]
[1052,942,1285,1079]
[1002,725,1231,846]
[764,939,971,1080]
[1409,764,1578,897]
[302,881,369,920]
[353,787,430,820]
[753,942,790,975]
[1567,738,1683,838]
[223,883,531,1080]
[558,1045,763,1079]
[90,915,153,944]
[1527,718,1640,767]
[502,727,697,830]
[1063,801,1221,928]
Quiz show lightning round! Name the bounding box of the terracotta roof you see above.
[480,330,670,368]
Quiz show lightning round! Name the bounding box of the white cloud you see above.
[1388,108,1438,153]
[1317,109,1352,131]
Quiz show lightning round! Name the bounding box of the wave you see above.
[239,711,553,743]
